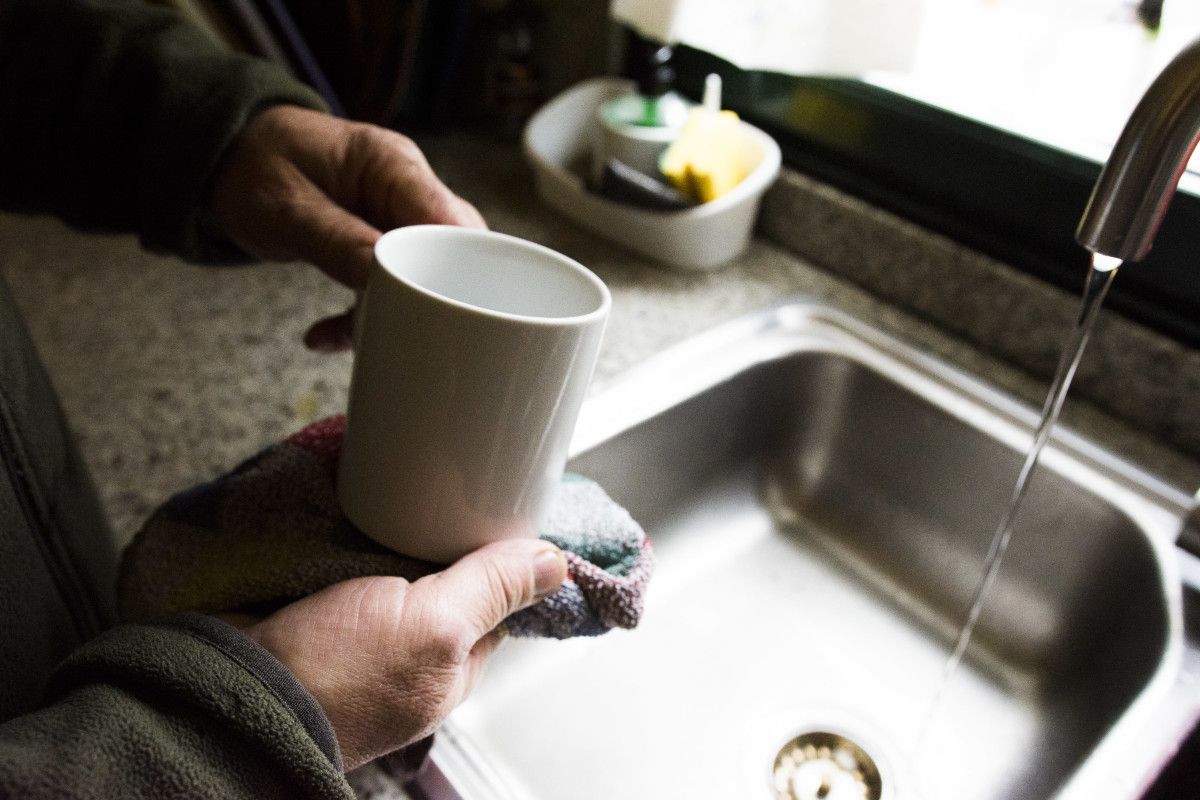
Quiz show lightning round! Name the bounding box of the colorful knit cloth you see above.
[118,416,653,639]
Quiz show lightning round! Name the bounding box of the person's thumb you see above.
[432,539,568,644]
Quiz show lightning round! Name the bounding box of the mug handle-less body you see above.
[337,226,610,563]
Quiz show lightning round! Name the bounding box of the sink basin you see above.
[432,301,1200,799]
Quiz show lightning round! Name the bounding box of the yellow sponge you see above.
[659,108,757,203]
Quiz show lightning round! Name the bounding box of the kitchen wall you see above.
[531,0,614,98]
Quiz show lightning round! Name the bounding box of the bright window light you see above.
[864,0,1200,177]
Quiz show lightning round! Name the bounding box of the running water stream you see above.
[914,252,1123,754]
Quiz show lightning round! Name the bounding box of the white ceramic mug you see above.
[337,225,610,563]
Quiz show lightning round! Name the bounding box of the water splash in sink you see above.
[915,252,1123,754]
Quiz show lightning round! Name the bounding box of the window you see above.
[658,1,1200,345]
[868,0,1200,179]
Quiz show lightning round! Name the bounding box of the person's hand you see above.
[243,538,567,770]
[207,104,485,351]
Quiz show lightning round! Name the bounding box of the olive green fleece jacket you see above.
[0,0,356,796]
[0,0,325,259]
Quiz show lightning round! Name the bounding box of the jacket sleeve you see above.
[0,614,353,799]
[0,0,327,261]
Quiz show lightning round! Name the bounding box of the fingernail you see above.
[533,546,566,597]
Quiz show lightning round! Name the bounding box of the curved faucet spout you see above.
[1077,36,1200,261]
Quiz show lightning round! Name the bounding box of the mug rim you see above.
[374,225,611,327]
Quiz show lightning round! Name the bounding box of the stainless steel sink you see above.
[432,301,1200,800]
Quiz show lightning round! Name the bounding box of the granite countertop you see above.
[1,130,1198,547]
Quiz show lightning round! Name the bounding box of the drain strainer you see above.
[771,731,883,800]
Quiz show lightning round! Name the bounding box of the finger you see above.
[284,180,381,290]
[445,194,488,230]
[303,308,356,352]
[377,178,487,231]
[351,129,487,231]
[429,539,567,645]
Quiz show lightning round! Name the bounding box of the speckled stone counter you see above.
[1,131,1198,550]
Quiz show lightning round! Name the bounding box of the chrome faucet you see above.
[1078,38,1200,553]
[1077,35,1200,261]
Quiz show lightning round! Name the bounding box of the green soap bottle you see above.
[593,38,690,183]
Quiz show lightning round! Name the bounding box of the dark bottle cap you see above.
[628,36,675,98]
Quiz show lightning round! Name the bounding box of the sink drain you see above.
[771,731,883,800]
